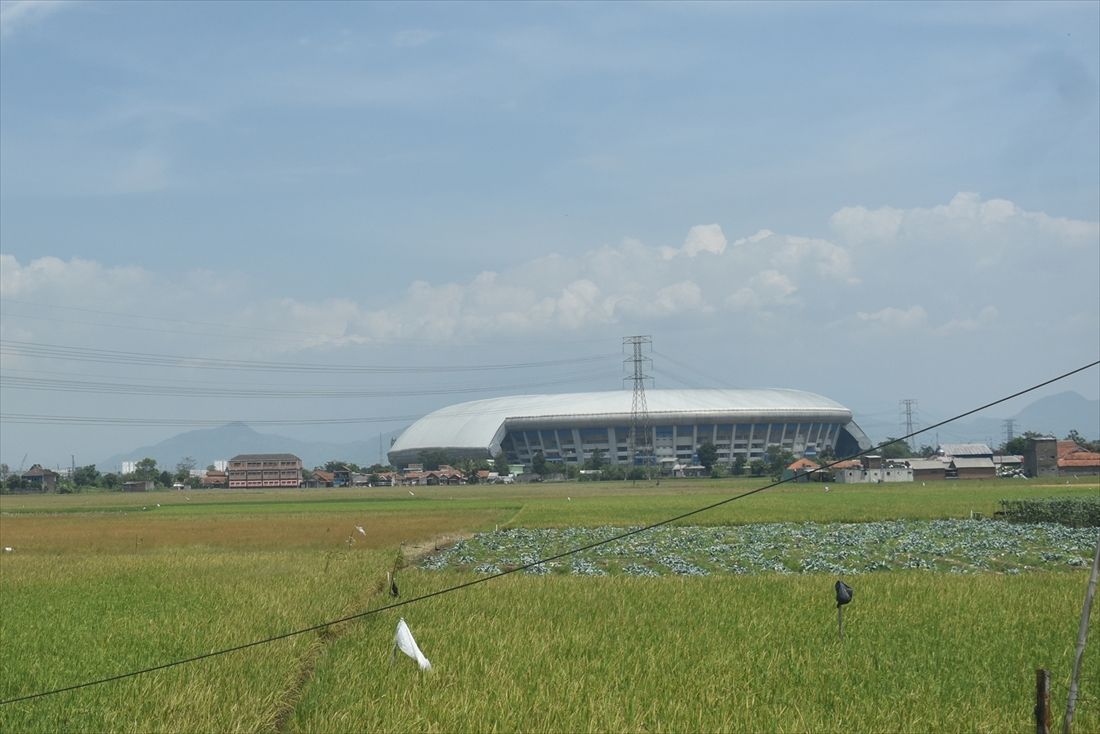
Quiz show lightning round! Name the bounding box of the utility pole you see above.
[899,399,918,450]
[1003,419,1016,449]
[623,336,653,477]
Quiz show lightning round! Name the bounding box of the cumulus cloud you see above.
[1,192,1094,357]
[831,191,1099,252]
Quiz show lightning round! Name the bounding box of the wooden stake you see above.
[837,605,844,642]
[1063,533,1100,734]
[1036,668,1051,734]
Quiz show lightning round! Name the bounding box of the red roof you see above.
[786,458,820,472]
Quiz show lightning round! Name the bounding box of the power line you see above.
[0,358,1096,707]
[0,340,617,374]
[0,370,620,400]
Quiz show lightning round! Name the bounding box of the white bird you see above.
[3,547,13,553]
[408,490,415,496]
[156,503,161,508]
[185,497,191,501]
[355,525,366,537]
[392,618,431,671]
[824,485,830,493]
[567,497,572,501]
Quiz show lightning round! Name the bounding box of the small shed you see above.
[949,457,996,480]
[908,458,946,482]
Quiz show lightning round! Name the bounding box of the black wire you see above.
[0,340,617,374]
[1,359,1097,707]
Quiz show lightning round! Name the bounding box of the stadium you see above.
[388,388,872,469]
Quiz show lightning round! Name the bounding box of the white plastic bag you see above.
[392,618,431,671]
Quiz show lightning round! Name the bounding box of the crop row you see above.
[420,519,1098,576]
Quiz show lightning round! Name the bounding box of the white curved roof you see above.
[389,388,854,459]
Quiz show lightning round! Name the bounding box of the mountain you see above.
[98,422,404,472]
[851,391,1098,447]
[1010,391,1099,440]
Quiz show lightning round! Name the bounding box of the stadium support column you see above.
[623,335,653,473]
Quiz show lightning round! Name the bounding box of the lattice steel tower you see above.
[623,335,653,468]
[899,398,918,450]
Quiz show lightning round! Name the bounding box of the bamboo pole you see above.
[1063,533,1100,734]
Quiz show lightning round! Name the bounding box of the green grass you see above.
[1,477,1097,732]
[291,571,1098,733]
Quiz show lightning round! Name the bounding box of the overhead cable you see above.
[1,358,1095,707]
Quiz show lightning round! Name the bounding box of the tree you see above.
[764,445,795,480]
[696,442,718,471]
[157,470,173,487]
[916,444,937,458]
[731,456,746,476]
[175,457,197,483]
[0,463,9,482]
[133,458,158,481]
[324,460,361,473]
[421,450,453,471]
[584,448,606,471]
[816,446,835,464]
[531,450,548,477]
[1000,431,1043,456]
[494,451,510,475]
[749,459,767,477]
[101,472,120,489]
[72,464,101,487]
[878,438,911,460]
[1066,429,1089,449]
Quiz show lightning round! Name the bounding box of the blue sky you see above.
[1,1,1098,468]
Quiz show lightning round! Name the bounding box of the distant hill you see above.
[853,391,1098,447]
[1010,391,1099,440]
[98,422,405,472]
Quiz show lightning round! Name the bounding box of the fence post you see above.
[1063,533,1100,734]
[1036,668,1051,734]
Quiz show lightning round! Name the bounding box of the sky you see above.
[1,0,1098,469]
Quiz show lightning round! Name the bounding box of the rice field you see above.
[1,477,1098,732]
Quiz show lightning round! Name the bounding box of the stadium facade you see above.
[388,389,872,469]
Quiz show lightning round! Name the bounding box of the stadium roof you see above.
[389,388,861,461]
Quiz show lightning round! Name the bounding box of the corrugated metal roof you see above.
[951,457,995,469]
[939,443,993,457]
[390,388,855,458]
[229,453,302,462]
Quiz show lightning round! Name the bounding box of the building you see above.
[202,469,228,487]
[938,443,994,460]
[834,456,913,484]
[20,465,59,492]
[948,457,996,480]
[388,388,872,469]
[907,458,947,482]
[227,453,303,489]
[1024,437,1059,478]
[1057,441,1100,476]
[783,458,821,482]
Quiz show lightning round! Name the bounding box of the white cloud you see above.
[856,305,929,330]
[830,191,1099,252]
[935,305,998,335]
[0,0,70,38]
[1,193,1093,359]
[0,254,149,298]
